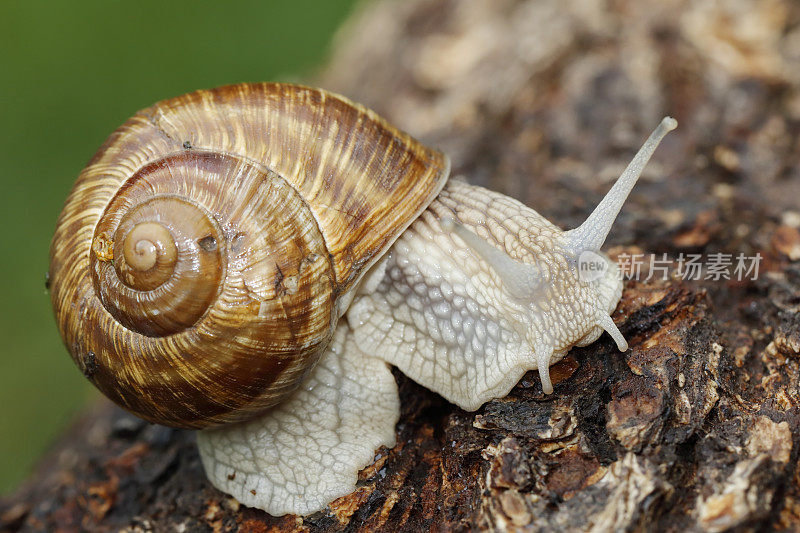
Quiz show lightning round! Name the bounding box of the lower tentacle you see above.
[597,314,628,352]
[536,347,555,394]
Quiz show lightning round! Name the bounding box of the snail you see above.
[49,82,676,516]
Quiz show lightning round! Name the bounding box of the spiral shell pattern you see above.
[49,83,449,428]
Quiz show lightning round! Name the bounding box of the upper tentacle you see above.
[565,117,677,253]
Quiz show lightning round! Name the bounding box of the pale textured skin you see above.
[197,324,398,516]
[196,118,675,516]
[347,179,623,409]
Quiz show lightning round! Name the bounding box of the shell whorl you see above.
[93,187,224,337]
[49,83,449,428]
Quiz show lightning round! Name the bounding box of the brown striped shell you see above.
[49,83,449,429]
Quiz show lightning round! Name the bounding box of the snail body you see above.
[49,83,675,516]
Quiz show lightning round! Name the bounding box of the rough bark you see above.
[4,0,800,531]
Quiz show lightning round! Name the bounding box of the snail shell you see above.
[49,83,449,429]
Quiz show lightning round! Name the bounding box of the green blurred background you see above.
[0,0,361,494]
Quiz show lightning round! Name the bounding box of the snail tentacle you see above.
[565,117,677,253]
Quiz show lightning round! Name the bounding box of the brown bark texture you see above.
[4,0,800,531]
